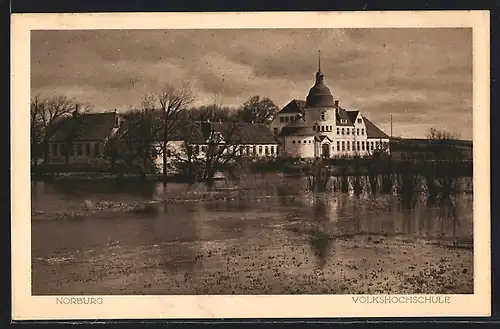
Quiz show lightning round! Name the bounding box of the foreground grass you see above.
[32,231,472,295]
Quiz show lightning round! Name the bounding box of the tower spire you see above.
[318,50,321,72]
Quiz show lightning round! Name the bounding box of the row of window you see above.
[311,125,366,136]
[279,116,295,123]
[337,127,364,136]
[51,143,101,157]
[335,140,384,152]
[289,139,386,152]
[190,144,278,156]
[292,139,313,144]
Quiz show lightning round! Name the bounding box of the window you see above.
[292,140,296,144]
[352,128,355,135]
[60,144,66,156]
[258,146,263,155]
[68,144,74,156]
[341,128,345,135]
[357,128,360,136]
[194,145,200,153]
[376,141,380,149]
[303,140,307,144]
[357,118,362,123]
[246,146,250,154]
[342,141,345,151]
[361,128,364,135]
[308,140,312,143]
[280,117,284,123]
[361,141,365,151]
[253,146,257,154]
[347,141,350,151]
[76,144,82,156]
[347,128,350,135]
[52,144,58,156]
[357,141,360,151]
[284,117,289,123]
[270,146,274,155]
[321,112,325,120]
[94,143,100,156]
[85,143,91,156]
[337,141,340,151]
[371,142,374,151]
[337,128,340,135]
[201,145,206,152]
[265,146,269,155]
[273,128,278,135]
[321,126,325,132]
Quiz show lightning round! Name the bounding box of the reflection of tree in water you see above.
[157,201,202,275]
[47,180,157,198]
[307,195,334,268]
[436,195,459,239]
[308,229,333,269]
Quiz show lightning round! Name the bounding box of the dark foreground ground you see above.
[32,197,473,295]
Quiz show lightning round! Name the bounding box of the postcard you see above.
[11,10,491,320]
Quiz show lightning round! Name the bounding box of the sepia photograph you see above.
[12,11,490,319]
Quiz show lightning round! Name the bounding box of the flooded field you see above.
[31,173,473,295]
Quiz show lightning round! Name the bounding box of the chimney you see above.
[72,104,79,117]
[334,100,339,109]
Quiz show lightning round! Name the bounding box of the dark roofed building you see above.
[47,110,121,164]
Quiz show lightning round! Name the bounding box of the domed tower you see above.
[306,51,335,108]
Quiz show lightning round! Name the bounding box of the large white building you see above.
[270,58,390,158]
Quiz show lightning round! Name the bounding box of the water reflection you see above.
[32,174,473,274]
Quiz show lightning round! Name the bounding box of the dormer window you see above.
[357,118,362,123]
[321,112,326,121]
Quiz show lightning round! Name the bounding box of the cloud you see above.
[31,28,472,139]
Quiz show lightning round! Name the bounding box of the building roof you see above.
[120,120,278,145]
[362,116,390,139]
[306,71,335,108]
[336,107,353,126]
[210,122,279,144]
[278,99,306,114]
[279,123,319,137]
[49,112,117,142]
[346,110,359,123]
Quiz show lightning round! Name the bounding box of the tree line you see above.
[30,86,280,183]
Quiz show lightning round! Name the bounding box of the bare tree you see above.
[143,86,194,184]
[182,104,235,122]
[426,127,457,140]
[30,94,79,165]
[200,122,246,183]
[235,95,279,125]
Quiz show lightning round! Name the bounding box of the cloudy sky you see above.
[31,28,472,139]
